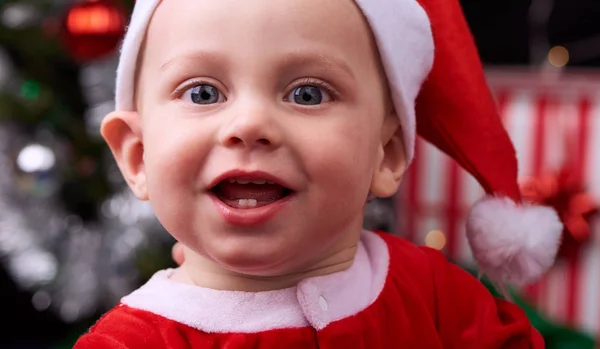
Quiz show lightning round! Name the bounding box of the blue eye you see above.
[289,85,331,105]
[184,84,224,105]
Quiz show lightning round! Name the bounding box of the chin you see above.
[210,244,297,277]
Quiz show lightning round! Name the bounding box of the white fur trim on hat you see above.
[115,0,161,113]
[466,196,563,287]
[354,0,434,162]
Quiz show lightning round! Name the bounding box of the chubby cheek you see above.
[300,116,377,229]
[141,115,212,238]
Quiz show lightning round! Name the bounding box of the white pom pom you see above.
[466,196,563,287]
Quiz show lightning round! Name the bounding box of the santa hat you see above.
[113,0,563,287]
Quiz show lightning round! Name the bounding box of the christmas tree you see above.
[0,1,177,347]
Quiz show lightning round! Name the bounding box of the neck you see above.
[171,239,360,292]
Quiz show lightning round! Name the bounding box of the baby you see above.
[74,0,563,348]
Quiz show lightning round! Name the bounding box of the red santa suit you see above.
[74,230,544,348]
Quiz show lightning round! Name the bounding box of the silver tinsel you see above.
[0,121,173,323]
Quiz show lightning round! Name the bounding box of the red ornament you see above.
[520,167,598,260]
[60,0,127,62]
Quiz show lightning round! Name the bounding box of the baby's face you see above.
[132,0,399,275]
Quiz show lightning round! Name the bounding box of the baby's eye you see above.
[182,84,225,105]
[287,85,332,105]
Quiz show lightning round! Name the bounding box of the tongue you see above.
[215,182,285,202]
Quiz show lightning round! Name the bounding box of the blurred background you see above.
[0,0,598,348]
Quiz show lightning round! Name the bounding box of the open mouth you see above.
[211,178,293,209]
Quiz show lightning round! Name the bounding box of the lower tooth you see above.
[237,199,258,208]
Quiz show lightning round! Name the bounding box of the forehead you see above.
[143,0,378,73]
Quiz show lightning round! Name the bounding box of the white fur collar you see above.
[121,230,390,333]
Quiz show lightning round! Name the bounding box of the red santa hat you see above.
[114,0,563,287]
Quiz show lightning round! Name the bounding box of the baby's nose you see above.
[218,104,282,149]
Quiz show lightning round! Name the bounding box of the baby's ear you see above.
[101,111,148,200]
[370,114,407,198]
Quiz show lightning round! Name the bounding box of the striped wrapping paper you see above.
[395,69,600,335]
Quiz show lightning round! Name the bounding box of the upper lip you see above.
[208,170,293,190]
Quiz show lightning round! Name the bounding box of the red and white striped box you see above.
[395,69,600,335]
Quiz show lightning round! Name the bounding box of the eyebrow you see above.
[277,50,355,79]
[159,51,228,72]
[159,50,354,79]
